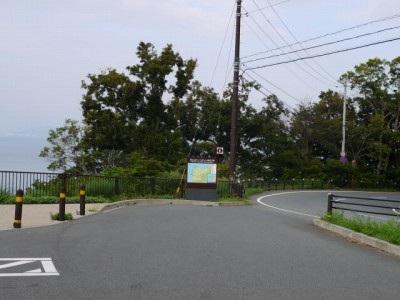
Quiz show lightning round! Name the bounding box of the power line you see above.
[242,17,320,93]
[248,0,337,85]
[245,69,302,103]
[264,0,338,82]
[242,13,400,60]
[209,2,236,87]
[242,74,296,111]
[242,25,400,64]
[244,0,291,15]
[242,4,336,86]
[243,36,400,71]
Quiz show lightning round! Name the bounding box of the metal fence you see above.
[0,171,330,200]
[2,170,398,202]
[246,179,330,191]
[0,171,187,198]
[327,193,400,217]
[0,171,241,200]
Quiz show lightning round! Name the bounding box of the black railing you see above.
[0,171,245,200]
[0,171,188,199]
[2,170,398,202]
[327,193,400,217]
[246,179,330,191]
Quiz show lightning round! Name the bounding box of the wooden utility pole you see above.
[229,0,242,182]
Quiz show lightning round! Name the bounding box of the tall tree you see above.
[340,57,400,176]
[80,42,197,166]
[240,95,293,179]
[39,119,88,173]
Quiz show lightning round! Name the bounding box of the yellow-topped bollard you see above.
[79,185,86,216]
[59,186,66,221]
[13,189,24,228]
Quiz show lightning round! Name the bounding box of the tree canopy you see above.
[40,43,400,187]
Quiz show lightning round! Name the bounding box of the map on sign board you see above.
[187,163,217,184]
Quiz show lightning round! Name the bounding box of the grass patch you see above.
[216,186,268,205]
[321,212,400,246]
[50,212,73,221]
[218,197,252,205]
[244,187,267,197]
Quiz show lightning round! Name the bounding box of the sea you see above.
[0,135,50,173]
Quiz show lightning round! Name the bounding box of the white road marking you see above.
[0,260,34,270]
[257,191,320,218]
[0,258,59,277]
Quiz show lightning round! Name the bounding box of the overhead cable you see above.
[248,0,337,85]
[242,75,296,111]
[242,4,336,86]
[242,13,400,60]
[245,69,301,103]
[209,2,236,87]
[244,0,291,15]
[242,25,400,64]
[243,36,400,71]
[242,18,320,93]
[264,0,338,82]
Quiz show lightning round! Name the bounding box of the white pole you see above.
[342,81,347,154]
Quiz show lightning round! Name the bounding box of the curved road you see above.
[1,191,400,299]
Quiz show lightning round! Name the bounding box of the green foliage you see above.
[243,187,266,197]
[39,119,95,174]
[80,42,197,168]
[0,190,13,204]
[0,195,107,205]
[325,159,353,187]
[322,212,400,245]
[217,197,252,205]
[39,42,400,186]
[50,212,73,221]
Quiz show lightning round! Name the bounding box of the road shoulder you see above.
[314,219,400,258]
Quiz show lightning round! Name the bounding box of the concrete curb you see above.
[100,199,245,212]
[313,219,400,258]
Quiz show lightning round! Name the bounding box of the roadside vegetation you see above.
[321,212,400,246]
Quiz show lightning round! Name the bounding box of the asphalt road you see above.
[1,191,400,299]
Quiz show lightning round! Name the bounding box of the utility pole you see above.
[340,80,348,163]
[229,0,242,182]
[341,81,347,154]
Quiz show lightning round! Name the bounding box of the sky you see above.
[1,0,400,137]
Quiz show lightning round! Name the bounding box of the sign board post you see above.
[186,157,217,201]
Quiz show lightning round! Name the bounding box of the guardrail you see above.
[327,193,400,217]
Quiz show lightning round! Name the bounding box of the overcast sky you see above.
[1,0,400,136]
